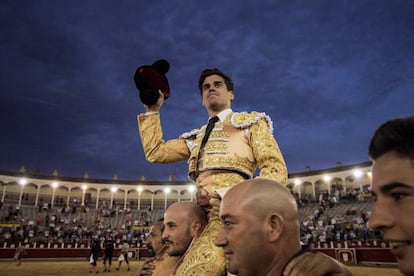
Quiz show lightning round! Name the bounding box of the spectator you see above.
[136,218,175,276]
[145,219,165,257]
[14,244,27,266]
[115,240,130,271]
[103,238,114,272]
[368,116,414,276]
[215,178,351,275]
[88,239,101,273]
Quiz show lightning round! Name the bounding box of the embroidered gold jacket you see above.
[137,111,287,185]
[137,110,288,275]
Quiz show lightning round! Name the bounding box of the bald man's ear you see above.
[191,221,203,237]
[266,213,284,242]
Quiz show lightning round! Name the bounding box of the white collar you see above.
[210,108,232,123]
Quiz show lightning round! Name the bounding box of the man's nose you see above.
[214,227,227,247]
[368,200,394,231]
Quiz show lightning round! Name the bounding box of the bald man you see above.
[163,201,226,275]
[215,178,351,276]
[162,201,207,256]
[138,202,208,276]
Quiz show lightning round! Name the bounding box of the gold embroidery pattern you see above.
[174,218,227,276]
[210,172,246,190]
[187,111,287,182]
[249,118,288,184]
[138,113,190,163]
[205,142,228,152]
[210,129,230,139]
[199,155,255,178]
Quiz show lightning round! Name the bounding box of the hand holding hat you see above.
[133,59,171,106]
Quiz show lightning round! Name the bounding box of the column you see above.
[151,192,154,211]
[164,188,171,210]
[66,188,71,207]
[81,185,87,205]
[312,182,316,200]
[18,178,27,206]
[95,190,100,209]
[35,184,40,207]
[51,182,58,208]
[110,187,117,209]
[124,189,128,210]
[188,185,195,202]
[137,187,143,210]
[1,183,7,203]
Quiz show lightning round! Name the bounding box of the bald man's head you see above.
[216,178,301,275]
[166,201,208,226]
[223,178,299,222]
[162,201,208,257]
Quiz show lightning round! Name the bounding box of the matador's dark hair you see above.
[198,68,234,94]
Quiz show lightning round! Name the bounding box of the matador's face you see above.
[201,74,234,113]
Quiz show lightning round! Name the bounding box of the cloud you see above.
[1,0,414,180]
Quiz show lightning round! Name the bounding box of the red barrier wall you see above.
[0,247,151,260]
[312,247,396,265]
[0,243,396,265]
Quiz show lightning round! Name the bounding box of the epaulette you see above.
[180,128,202,139]
[230,111,274,133]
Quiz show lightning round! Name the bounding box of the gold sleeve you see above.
[249,117,288,184]
[137,113,190,163]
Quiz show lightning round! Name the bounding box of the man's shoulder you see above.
[230,111,273,129]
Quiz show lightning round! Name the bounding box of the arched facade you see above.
[0,173,196,211]
[0,161,371,210]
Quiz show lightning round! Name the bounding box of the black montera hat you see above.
[134,59,171,106]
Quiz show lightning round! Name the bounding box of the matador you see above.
[137,67,288,275]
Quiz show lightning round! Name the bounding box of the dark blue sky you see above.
[1,0,413,181]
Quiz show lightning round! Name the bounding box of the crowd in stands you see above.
[0,200,154,249]
[290,187,382,247]
[0,186,383,250]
